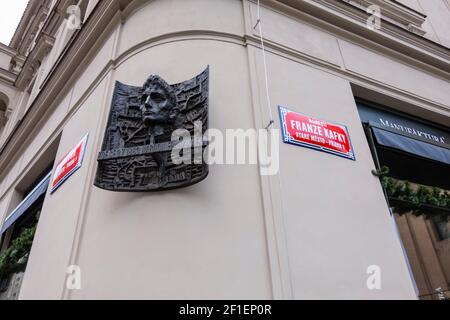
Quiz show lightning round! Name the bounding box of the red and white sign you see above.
[50,135,89,193]
[279,106,355,160]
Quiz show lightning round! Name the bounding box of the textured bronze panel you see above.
[95,67,209,191]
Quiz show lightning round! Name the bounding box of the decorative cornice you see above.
[15,33,55,90]
[342,0,426,35]
[0,0,123,173]
[40,0,66,38]
[276,0,450,74]
[0,69,17,85]
[0,43,17,57]
[10,0,54,58]
[10,54,26,75]
[9,0,35,48]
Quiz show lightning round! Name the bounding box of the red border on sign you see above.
[278,106,355,160]
[50,134,89,193]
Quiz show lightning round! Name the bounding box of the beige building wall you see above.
[0,0,449,299]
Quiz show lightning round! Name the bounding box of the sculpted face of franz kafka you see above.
[94,67,210,192]
[140,76,178,127]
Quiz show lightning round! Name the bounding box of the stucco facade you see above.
[0,0,449,300]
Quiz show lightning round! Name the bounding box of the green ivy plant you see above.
[0,226,37,279]
[373,166,450,220]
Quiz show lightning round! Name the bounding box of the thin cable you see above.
[254,3,293,298]
[254,0,274,130]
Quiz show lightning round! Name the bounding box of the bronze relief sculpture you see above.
[94,67,209,192]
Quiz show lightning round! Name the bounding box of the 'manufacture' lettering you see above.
[379,118,446,144]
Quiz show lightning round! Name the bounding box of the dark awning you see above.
[372,127,450,165]
[0,172,51,236]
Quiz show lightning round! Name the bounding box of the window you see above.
[0,170,51,300]
[356,99,450,300]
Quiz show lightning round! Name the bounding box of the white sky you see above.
[0,0,30,45]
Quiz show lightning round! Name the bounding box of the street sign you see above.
[50,134,89,193]
[279,106,355,160]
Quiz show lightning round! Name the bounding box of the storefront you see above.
[357,100,450,299]
[0,170,51,299]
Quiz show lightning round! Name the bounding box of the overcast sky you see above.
[0,0,30,45]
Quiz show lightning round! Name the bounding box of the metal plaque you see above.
[94,67,209,192]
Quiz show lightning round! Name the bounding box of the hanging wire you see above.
[254,0,275,130]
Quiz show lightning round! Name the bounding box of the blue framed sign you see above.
[279,106,355,161]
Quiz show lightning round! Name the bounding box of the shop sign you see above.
[50,134,89,193]
[357,102,449,147]
[279,106,355,160]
